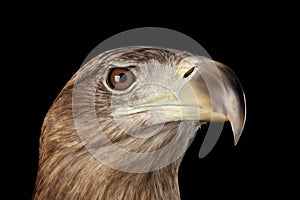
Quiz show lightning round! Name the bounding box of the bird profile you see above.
[33,46,246,199]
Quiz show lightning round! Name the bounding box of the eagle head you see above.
[34,46,245,199]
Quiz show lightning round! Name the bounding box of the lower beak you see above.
[114,56,246,145]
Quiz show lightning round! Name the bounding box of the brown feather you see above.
[33,47,197,199]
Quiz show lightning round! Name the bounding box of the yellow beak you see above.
[177,56,246,144]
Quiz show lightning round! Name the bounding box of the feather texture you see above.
[33,47,196,199]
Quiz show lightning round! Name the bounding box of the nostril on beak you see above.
[183,67,195,78]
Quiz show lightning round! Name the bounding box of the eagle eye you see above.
[107,68,136,90]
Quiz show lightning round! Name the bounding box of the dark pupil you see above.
[117,73,127,83]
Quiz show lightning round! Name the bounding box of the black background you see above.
[6,5,292,200]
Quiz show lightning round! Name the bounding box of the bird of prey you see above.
[33,46,245,199]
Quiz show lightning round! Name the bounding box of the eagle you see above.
[33,46,245,199]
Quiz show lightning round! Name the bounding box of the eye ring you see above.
[107,68,136,91]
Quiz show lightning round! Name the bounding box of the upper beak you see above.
[177,56,246,144]
[113,56,246,145]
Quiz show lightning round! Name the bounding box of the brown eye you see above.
[107,68,136,90]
